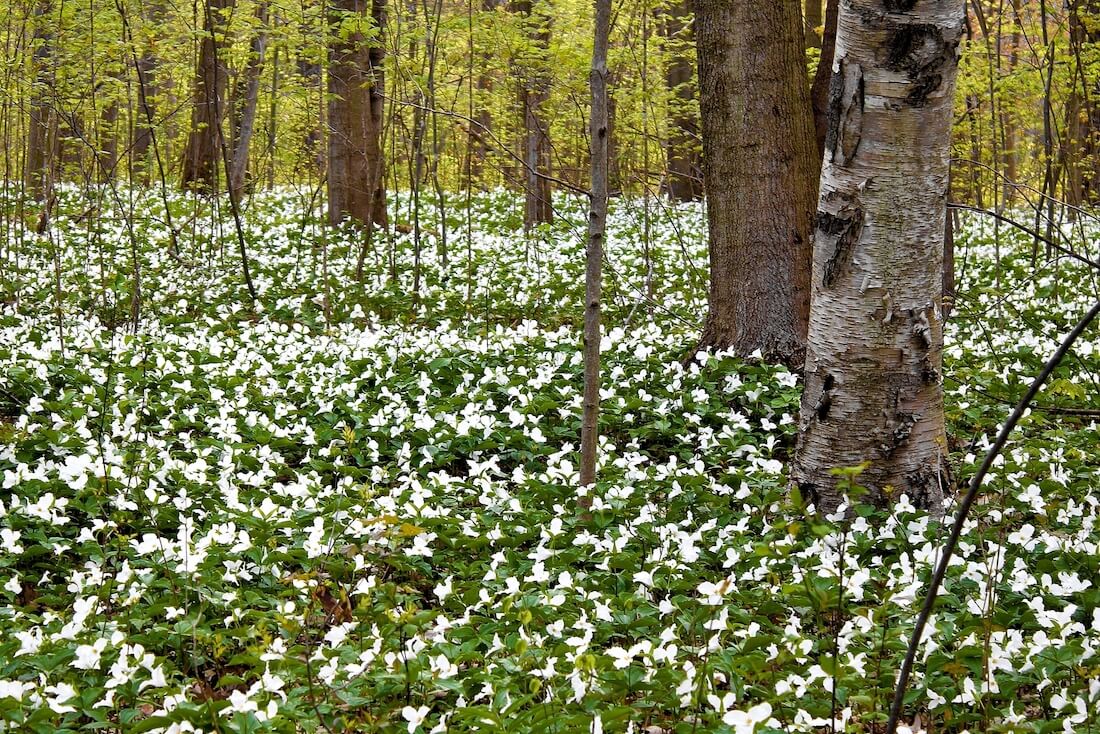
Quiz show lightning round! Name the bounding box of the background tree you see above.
[1067,0,1100,205]
[25,0,57,203]
[327,0,387,228]
[228,1,269,199]
[580,0,611,488]
[793,0,966,513]
[181,0,232,192]
[810,0,838,154]
[804,0,822,50]
[662,0,701,201]
[693,0,818,365]
[514,0,553,229]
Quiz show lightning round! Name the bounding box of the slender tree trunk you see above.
[470,0,501,183]
[327,0,387,229]
[804,0,822,49]
[265,38,279,188]
[694,0,818,366]
[515,0,553,229]
[1068,0,1100,205]
[298,57,323,171]
[229,2,269,199]
[1001,0,1020,206]
[793,0,965,514]
[810,0,838,156]
[580,0,611,489]
[181,0,232,192]
[25,0,55,201]
[99,93,120,183]
[662,0,702,201]
[131,47,158,185]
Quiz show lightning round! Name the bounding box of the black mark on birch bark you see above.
[817,195,864,288]
[881,23,961,107]
[825,59,864,164]
[797,480,821,512]
[905,462,951,509]
[881,407,917,458]
[883,0,917,11]
[909,305,932,348]
[815,373,835,421]
[909,304,939,383]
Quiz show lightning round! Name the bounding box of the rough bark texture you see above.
[580,0,611,488]
[327,0,387,227]
[229,2,269,199]
[694,0,818,366]
[792,0,965,514]
[515,0,553,229]
[662,0,702,201]
[811,0,839,156]
[181,0,232,193]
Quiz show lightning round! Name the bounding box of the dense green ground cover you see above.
[0,188,1098,733]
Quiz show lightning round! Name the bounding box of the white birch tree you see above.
[793,0,966,513]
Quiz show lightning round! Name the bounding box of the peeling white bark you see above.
[793,0,966,514]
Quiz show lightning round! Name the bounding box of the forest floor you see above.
[0,187,1099,733]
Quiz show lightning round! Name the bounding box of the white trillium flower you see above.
[44,682,78,714]
[722,701,772,734]
[402,704,430,733]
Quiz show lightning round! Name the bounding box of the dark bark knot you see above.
[815,373,835,421]
[881,410,917,457]
[883,0,917,11]
[817,196,865,288]
[905,463,951,510]
[825,59,864,165]
[880,23,960,107]
[909,304,940,383]
[908,305,932,348]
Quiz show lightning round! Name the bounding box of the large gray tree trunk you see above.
[792,0,965,514]
[694,0,818,366]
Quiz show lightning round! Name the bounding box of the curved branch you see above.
[886,296,1100,734]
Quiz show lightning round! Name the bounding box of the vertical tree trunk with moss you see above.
[694,0,818,366]
[793,0,965,513]
[131,14,160,185]
[327,0,387,228]
[662,0,702,201]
